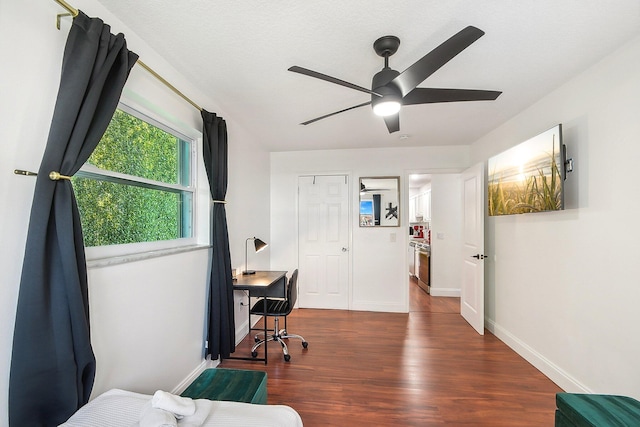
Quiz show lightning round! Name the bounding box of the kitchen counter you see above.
[410,239,430,253]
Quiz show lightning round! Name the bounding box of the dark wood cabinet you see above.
[417,251,430,293]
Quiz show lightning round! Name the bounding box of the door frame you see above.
[296,172,353,310]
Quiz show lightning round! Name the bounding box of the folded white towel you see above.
[152,390,196,417]
[139,401,177,427]
[177,399,213,427]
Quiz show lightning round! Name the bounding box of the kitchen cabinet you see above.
[423,190,431,221]
[409,190,431,222]
[409,197,416,223]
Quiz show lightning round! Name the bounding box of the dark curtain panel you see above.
[9,11,137,427]
[201,110,235,360]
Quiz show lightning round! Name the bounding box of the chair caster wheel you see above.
[284,354,291,362]
[254,337,260,343]
[302,341,309,349]
[251,351,258,358]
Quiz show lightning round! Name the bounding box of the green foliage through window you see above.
[73,108,193,247]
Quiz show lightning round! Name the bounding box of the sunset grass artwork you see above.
[488,125,563,216]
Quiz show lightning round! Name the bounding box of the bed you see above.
[59,389,303,427]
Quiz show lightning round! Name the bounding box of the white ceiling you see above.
[96,0,640,152]
[409,174,431,190]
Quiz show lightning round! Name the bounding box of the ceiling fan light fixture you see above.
[290,26,500,133]
[372,96,401,117]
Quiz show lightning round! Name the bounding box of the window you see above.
[73,106,194,248]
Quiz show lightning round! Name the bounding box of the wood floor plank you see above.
[219,279,562,426]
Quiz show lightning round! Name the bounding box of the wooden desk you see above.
[230,271,287,364]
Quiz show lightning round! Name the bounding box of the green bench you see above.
[181,368,267,405]
[555,393,640,426]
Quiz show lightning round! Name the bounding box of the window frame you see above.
[81,102,201,261]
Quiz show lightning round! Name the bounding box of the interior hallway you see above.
[409,275,460,313]
[219,278,562,426]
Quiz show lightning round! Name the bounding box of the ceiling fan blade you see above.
[391,26,485,97]
[361,182,391,192]
[403,88,502,105]
[383,114,400,133]
[289,66,382,97]
[301,101,371,125]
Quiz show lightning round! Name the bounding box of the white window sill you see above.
[87,244,211,269]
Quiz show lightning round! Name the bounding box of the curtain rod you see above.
[53,0,202,112]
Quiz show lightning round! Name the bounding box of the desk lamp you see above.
[243,237,268,275]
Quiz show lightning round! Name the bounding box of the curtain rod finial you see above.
[49,171,72,181]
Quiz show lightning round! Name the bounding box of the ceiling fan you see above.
[360,182,390,193]
[289,26,502,133]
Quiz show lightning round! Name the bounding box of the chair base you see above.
[251,316,308,362]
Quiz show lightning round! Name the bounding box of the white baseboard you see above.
[351,301,406,312]
[429,288,460,297]
[236,317,250,346]
[170,358,218,395]
[485,317,592,393]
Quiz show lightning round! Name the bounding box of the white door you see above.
[461,163,485,335]
[298,175,350,309]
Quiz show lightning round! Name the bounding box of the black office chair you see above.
[250,269,308,362]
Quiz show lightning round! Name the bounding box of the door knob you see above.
[342,247,349,252]
[471,254,485,260]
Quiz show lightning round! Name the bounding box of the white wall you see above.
[88,250,209,396]
[472,35,640,397]
[270,146,469,312]
[0,0,271,424]
[429,174,462,297]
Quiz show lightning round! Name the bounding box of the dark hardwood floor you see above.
[219,277,562,426]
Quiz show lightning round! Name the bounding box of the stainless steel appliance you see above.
[414,242,430,293]
[409,241,416,276]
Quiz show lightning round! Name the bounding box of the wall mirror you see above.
[359,176,400,227]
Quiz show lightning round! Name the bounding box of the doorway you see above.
[407,172,473,315]
[406,168,485,335]
[408,174,432,296]
[409,276,460,313]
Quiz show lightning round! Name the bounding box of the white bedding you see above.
[59,389,303,427]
